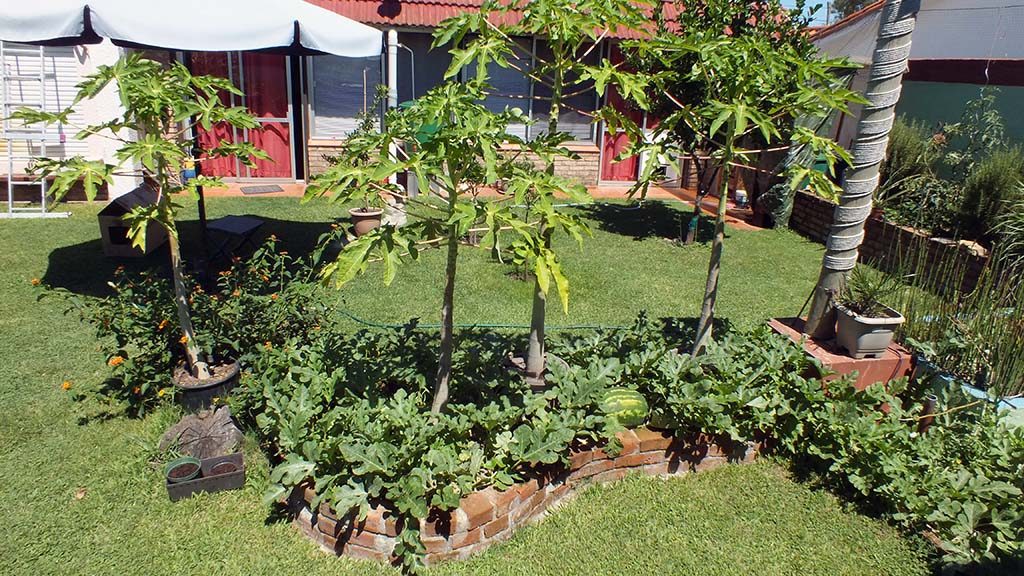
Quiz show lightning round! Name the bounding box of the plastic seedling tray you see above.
[166,452,245,502]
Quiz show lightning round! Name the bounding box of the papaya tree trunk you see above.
[432,216,460,413]
[164,200,210,379]
[524,55,565,384]
[804,0,919,338]
[691,125,735,356]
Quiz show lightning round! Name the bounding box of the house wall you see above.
[306,140,602,186]
[896,81,1024,143]
[2,40,137,200]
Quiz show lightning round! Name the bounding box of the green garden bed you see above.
[0,197,940,575]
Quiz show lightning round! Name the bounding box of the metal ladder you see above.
[1,41,68,218]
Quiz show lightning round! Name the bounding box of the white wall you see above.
[816,0,1024,63]
[2,39,136,198]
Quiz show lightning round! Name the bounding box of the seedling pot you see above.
[166,452,246,501]
[165,456,202,484]
[349,207,383,237]
[835,304,905,359]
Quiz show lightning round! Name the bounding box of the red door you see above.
[600,46,642,183]
[190,52,293,179]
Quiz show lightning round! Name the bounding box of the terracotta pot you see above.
[835,304,905,359]
[349,207,383,237]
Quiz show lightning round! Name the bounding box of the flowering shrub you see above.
[47,235,336,416]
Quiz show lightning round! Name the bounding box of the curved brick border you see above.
[288,428,758,566]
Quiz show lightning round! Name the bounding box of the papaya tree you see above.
[305,80,589,413]
[434,0,653,385]
[11,54,267,379]
[619,0,860,354]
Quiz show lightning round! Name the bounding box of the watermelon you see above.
[600,388,649,428]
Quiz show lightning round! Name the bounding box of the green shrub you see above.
[959,147,1024,240]
[46,235,336,416]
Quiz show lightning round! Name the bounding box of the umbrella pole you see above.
[182,52,210,266]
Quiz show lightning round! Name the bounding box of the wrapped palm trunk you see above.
[804,0,920,339]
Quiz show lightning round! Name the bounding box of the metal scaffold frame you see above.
[1,41,69,219]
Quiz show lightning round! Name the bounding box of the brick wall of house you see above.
[306,141,602,186]
[789,191,989,292]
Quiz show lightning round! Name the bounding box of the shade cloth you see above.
[0,0,381,57]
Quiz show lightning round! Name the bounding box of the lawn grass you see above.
[0,197,932,575]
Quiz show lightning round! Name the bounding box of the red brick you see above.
[450,527,483,549]
[572,458,613,481]
[642,462,672,476]
[492,487,518,516]
[343,543,390,562]
[634,427,674,452]
[460,491,495,529]
[421,535,450,554]
[547,482,570,504]
[616,430,641,455]
[592,468,630,484]
[346,528,382,550]
[613,451,663,469]
[694,456,726,472]
[510,498,540,526]
[483,514,510,538]
[450,508,471,534]
[569,449,594,470]
[362,507,398,537]
[316,513,342,537]
[515,479,540,500]
[425,550,461,565]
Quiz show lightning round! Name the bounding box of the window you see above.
[309,54,382,138]
[396,32,453,104]
[483,38,533,139]
[531,40,600,143]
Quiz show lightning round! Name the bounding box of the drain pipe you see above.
[386,29,400,186]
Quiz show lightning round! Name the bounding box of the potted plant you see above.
[13,55,266,409]
[321,87,391,237]
[834,266,905,359]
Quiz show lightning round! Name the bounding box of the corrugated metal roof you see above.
[306,1,489,29]
[308,1,681,36]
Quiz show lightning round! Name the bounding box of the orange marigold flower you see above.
[132,386,141,395]
[231,289,241,297]
[264,341,272,350]
[61,380,72,391]
[270,293,278,301]
[108,356,125,367]
[261,274,270,282]
[30,278,41,286]
[157,319,170,331]
[179,335,189,345]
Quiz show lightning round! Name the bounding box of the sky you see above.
[781,0,832,25]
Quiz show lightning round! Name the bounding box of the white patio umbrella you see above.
[0,0,381,58]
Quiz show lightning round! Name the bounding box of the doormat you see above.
[240,185,284,195]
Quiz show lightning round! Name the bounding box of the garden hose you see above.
[332,199,700,332]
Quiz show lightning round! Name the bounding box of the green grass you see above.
[0,197,931,575]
